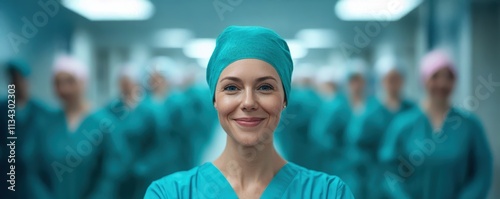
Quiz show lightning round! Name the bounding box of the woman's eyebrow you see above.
[256,76,277,83]
[219,76,277,83]
[219,76,242,83]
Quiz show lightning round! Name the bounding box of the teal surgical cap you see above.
[206,26,293,102]
[5,59,31,77]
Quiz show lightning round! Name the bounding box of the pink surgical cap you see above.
[420,49,457,83]
[52,55,89,83]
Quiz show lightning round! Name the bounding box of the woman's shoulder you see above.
[288,163,354,198]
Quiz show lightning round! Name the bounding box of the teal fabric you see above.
[179,84,218,166]
[93,97,160,199]
[32,108,113,199]
[379,107,492,199]
[144,91,194,172]
[0,99,51,199]
[144,162,354,199]
[310,95,376,198]
[275,87,322,170]
[309,94,351,174]
[207,26,293,101]
[345,99,415,199]
[5,59,31,77]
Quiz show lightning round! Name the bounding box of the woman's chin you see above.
[237,137,262,147]
[225,126,275,147]
[233,133,266,147]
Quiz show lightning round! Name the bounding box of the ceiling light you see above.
[62,0,154,21]
[335,0,422,21]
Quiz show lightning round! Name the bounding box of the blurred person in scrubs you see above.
[308,65,351,175]
[144,56,182,104]
[31,55,113,199]
[96,65,160,199]
[0,59,51,199]
[274,65,323,170]
[315,66,344,102]
[142,57,197,172]
[334,58,374,198]
[379,49,492,199]
[347,56,414,199]
[145,26,354,199]
[142,57,179,137]
[177,65,218,167]
[345,58,370,115]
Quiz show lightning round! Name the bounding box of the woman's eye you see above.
[223,85,239,91]
[258,84,274,91]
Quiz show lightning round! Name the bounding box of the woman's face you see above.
[54,72,84,104]
[383,70,404,97]
[425,67,455,103]
[349,74,365,97]
[214,59,286,147]
[148,72,168,95]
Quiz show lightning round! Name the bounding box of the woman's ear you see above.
[213,101,217,110]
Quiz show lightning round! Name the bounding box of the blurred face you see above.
[120,77,143,105]
[54,72,85,104]
[214,59,286,147]
[349,74,365,97]
[383,70,404,98]
[120,77,138,97]
[318,82,337,96]
[9,70,29,100]
[425,67,455,102]
[148,72,168,95]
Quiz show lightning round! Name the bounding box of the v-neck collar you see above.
[200,162,299,199]
[417,105,455,134]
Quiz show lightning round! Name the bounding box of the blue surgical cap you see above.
[206,26,293,102]
[5,59,31,77]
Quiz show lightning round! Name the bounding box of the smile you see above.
[233,117,265,128]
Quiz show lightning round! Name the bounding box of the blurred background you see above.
[0,0,499,198]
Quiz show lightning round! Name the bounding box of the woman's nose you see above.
[241,89,258,111]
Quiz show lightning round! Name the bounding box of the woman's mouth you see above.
[234,117,265,128]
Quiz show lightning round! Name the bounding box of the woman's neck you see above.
[214,136,286,192]
[422,98,450,131]
[122,94,138,109]
[65,99,88,114]
[385,94,401,111]
[350,94,364,107]
[424,98,449,115]
[64,99,89,132]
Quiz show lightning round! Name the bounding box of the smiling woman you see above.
[144,26,354,199]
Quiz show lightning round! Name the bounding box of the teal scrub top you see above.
[0,99,51,199]
[308,94,351,174]
[150,90,196,171]
[331,96,378,197]
[93,97,160,199]
[344,99,414,199]
[144,162,354,199]
[173,84,218,168]
[379,106,492,199]
[275,87,322,170]
[32,108,113,199]
[349,99,413,149]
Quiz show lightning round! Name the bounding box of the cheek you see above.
[215,94,239,116]
[260,95,284,117]
[55,82,67,95]
[425,80,436,91]
[444,79,455,90]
